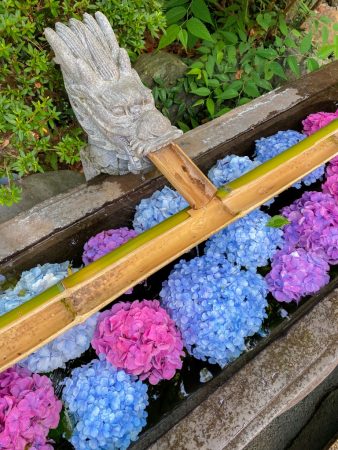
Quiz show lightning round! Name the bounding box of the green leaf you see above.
[306,58,320,72]
[166,6,187,25]
[191,87,211,96]
[192,98,205,107]
[317,44,334,59]
[321,25,329,45]
[187,67,201,77]
[237,97,251,106]
[223,31,238,45]
[206,97,215,116]
[217,88,238,100]
[270,61,287,79]
[165,0,189,8]
[186,17,214,42]
[178,28,188,49]
[285,37,297,49]
[256,48,278,59]
[300,33,312,54]
[278,15,288,37]
[287,55,300,77]
[243,81,260,98]
[177,121,190,132]
[158,24,180,49]
[256,13,273,31]
[266,215,290,228]
[215,107,231,117]
[205,55,215,76]
[191,0,213,25]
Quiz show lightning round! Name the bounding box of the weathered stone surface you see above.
[0,171,84,224]
[147,290,338,450]
[134,51,187,88]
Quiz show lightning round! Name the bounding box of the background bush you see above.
[0,0,165,206]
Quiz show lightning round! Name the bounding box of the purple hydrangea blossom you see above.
[266,247,330,303]
[133,186,188,233]
[208,155,260,187]
[254,130,324,188]
[160,254,268,367]
[83,227,138,265]
[282,191,338,264]
[205,210,284,270]
[62,359,148,450]
[327,156,338,177]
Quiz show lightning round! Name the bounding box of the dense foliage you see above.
[0,0,336,207]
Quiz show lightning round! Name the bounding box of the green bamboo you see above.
[0,119,337,330]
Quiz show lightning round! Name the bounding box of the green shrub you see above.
[155,0,336,129]
[0,0,165,206]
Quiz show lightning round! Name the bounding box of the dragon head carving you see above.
[45,12,183,179]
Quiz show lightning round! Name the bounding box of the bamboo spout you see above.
[148,142,217,209]
[0,121,337,371]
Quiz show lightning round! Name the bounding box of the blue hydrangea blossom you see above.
[20,313,99,373]
[0,262,70,316]
[160,255,268,367]
[254,130,324,188]
[208,154,260,187]
[62,359,148,450]
[133,186,188,233]
[205,210,284,270]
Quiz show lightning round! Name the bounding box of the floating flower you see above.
[208,154,259,187]
[82,228,138,265]
[160,254,268,367]
[62,359,148,450]
[133,186,188,233]
[0,366,61,450]
[92,300,184,385]
[266,247,330,303]
[326,156,338,177]
[282,191,338,264]
[254,130,324,188]
[322,173,338,199]
[0,262,70,316]
[205,210,283,270]
[20,314,99,373]
[302,110,338,136]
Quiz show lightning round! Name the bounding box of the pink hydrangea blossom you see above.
[266,247,329,303]
[0,366,62,450]
[322,173,338,198]
[302,110,338,136]
[327,156,338,177]
[92,300,184,385]
[282,191,338,264]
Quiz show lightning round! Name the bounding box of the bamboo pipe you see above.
[0,121,337,371]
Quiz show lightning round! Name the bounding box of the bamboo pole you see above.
[0,120,337,371]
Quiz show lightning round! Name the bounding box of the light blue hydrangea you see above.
[133,186,188,233]
[20,314,99,373]
[160,254,268,367]
[63,359,148,450]
[208,154,260,187]
[0,262,70,316]
[254,130,324,188]
[205,210,284,270]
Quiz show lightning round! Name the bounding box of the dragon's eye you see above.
[111,106,125,117]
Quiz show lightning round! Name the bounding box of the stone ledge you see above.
[148,290,338,450]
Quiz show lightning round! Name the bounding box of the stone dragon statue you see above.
[45,12,183,180]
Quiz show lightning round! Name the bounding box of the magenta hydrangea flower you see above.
[302,110,338,136]
[0,366,62,450]
[92,300,184,385]
[326,156,338,177]
[83,227,138,265]
[322,173,338,198]
[282,191,338,264]
[266,247,330,303]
